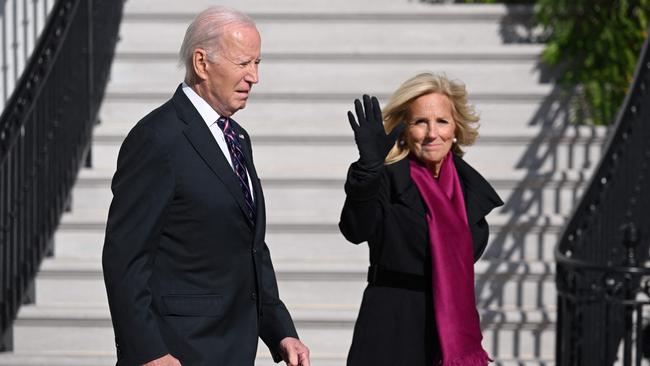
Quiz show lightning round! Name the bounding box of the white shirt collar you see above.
[181,82,222,127]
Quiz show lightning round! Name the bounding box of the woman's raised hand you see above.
[347,95,404,167]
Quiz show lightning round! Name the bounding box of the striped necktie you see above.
[217,116,256,223]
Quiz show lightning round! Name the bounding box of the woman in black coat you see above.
[340,73,503,366]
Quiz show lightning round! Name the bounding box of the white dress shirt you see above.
[182,83,254,201]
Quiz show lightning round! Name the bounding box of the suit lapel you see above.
[171,86,253,228]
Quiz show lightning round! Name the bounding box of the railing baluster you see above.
[625,304,633,366]
[605,300,611,364]
[21,0,26,62]
[0,159,6,351]
[2,4,7,106]
[635,304,642,366]
[31,0,36,50]
[12,0,17,83]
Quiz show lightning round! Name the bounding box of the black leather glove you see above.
[347,95,404,167]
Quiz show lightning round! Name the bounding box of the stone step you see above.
[91,130,607,146]
[68,171,586,223]
[106,58,551,97]
[11,304,555,360]
[0,352,356,366]
[11,306,353,359]
[58,206,567,229]
[123,1,532,18]
[0,353,350,366]
[104,88,549,106]
[97,99,607,139]
[33,257,556,311]
[87,137,604,179]
[92,131,606,151]
[54,213,561,263]
[117,20,541,56]
[75,165,591,184]
[0,354,116,366]
[0,352,555,366]
[55,208,566,262]
[54,229,368,261]
[116,47,544,64]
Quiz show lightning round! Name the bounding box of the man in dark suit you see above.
[102,6,310,366]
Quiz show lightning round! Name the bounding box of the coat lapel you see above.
[386,158,427,216]
[453,154,504,225]
[171,86,253,228]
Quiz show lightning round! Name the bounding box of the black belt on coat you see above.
[367,265,428,292]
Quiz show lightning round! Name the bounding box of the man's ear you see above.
[192,49,209,82]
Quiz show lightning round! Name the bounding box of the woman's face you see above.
[406,93,456,175]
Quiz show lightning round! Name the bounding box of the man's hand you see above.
[279,337,310,366]
[142,354,181,366]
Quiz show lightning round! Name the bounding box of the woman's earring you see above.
[453,137,458,144]
[398,139,405,146]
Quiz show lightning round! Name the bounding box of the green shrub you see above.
[537,0,650,125]
[427,0,649,125]
[458,0,534,3]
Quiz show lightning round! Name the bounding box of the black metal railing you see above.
[556,26,650,365]
[1,0,56,109]
[0,0,123,351]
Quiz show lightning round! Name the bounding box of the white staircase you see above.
[0,1,607,365]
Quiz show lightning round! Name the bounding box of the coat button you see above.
[252,248,257,254]
[251,292,257,300]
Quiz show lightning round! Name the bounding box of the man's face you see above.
[204,23,261,117]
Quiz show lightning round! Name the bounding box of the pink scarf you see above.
[409,153,490,366]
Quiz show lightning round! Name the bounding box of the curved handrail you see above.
[0,0,123,350]
[555,24,650,366]
[556,27,650,263]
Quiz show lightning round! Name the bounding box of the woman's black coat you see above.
[339,155,503,366]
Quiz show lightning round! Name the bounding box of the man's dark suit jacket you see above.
[102,85,298,366]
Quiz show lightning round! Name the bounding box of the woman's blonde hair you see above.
[383,72,480,164]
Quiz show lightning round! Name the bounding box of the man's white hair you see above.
[179,6,257,84]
